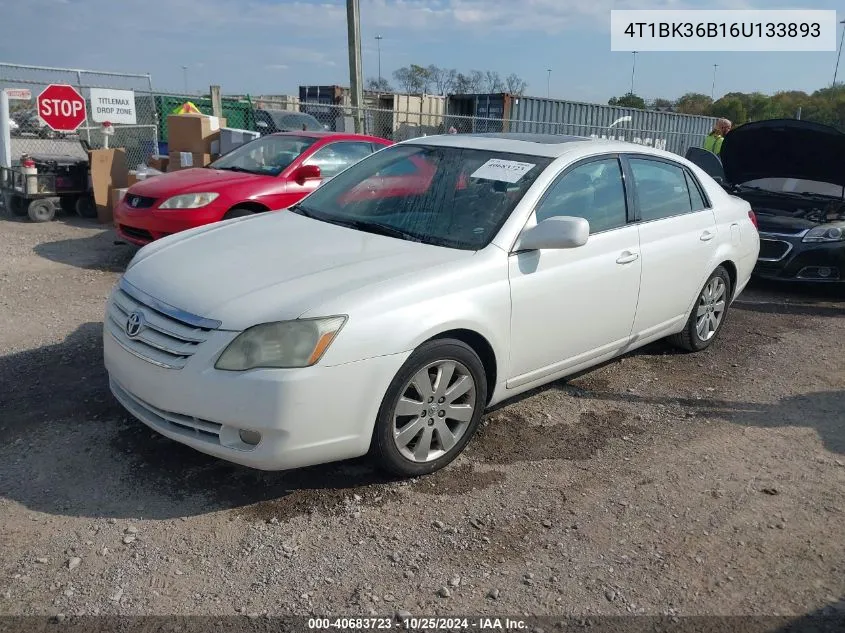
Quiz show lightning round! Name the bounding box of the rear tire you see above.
[75,195,97,218]
[668,266,732,352]
[27,199,56,223]
[223,207,256,220]
[371,339,487,477]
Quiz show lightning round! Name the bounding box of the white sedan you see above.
[103,133,760,477]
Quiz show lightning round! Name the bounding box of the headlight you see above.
[803,223,845,243]
[215,316,347,371]
[159,192,220,209]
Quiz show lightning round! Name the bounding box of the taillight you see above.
[22,158,35,169]
[748,210,758,229]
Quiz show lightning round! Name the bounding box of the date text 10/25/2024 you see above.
[308,617,529,630]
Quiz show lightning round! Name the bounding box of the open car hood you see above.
[720,119,845,188]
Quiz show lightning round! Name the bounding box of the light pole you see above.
[630,52,637,95]
[711,64,718,100]
[375,35,383,90]
[834,19,845,86]
[181,65,188,94]
[546,69,551,98]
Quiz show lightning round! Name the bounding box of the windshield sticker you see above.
[471,159,536,184]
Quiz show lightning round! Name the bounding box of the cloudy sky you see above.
[0,0,841,103]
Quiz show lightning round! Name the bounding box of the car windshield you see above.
[209,135,317,176]
[270,111,323,131]
[289,143,551,250]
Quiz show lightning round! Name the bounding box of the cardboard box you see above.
[112,187,128,209]
[88,148,128,223]
[127,171,138,187]
[219,127,260,155]
[147,154,169,171]
[168,151,213,171]
[167,114,226,154]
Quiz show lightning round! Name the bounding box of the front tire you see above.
[223,207,256,220]
[669,266,732,352]
[27,199,56,223]
[372,339,487,477]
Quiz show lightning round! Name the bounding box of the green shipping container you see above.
[154,95,256,142]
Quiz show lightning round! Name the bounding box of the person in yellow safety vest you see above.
[703,118,732,155]
[171,101,202,115]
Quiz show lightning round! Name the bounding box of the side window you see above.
[534,158,627,234]
[629,158,693,221]
[304,142,374,179]
[684,170,707,211]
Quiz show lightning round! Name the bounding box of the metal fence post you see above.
[76,69,91,146]
[0,89,11,168]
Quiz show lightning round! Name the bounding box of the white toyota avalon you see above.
[104,133,760,477]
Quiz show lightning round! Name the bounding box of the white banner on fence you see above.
[89,88,137,124]
[4,88,32,101]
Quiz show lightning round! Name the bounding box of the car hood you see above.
[721,119,845,187]
[127,167,269,197]
[123,212,474,330]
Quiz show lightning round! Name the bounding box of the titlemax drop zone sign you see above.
[89,88,137,125]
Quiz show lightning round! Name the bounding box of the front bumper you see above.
[113,199,229,246]
[754,232,845,282]
[104,326,410,471]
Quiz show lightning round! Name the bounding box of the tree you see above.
[366,77,392,92]
[608,92,646,109]
[505,73,528,96]
[428,65,456,95]
[484,71,505,93]
[675,92,713,115]
[711,96,747,125]
[392,64,431,94]
[651,98,674,111]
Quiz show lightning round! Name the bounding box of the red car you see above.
[114,131,392,245]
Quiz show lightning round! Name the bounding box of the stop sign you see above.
[37,84,87,132]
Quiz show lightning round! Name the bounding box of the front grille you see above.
[758,239,791,262]
[119,225,153,242]
[111,379,222,443]
[106,280,218,369]
[124,193,157,208]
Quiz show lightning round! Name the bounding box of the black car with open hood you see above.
[686,119,845,283]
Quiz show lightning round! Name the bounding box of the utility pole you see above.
[546,69,551,98]
[375,35,383,90]
[630,52,637,95]
[346,0,364,133]
[834,19,845,86]
[711,64,718,100]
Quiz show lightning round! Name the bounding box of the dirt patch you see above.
[408,463,506,495]
[471,409,641,463]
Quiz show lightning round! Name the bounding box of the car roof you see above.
[269,131,391,143]
[402,133,673,159]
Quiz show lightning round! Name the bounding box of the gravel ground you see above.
[1,211,844,620]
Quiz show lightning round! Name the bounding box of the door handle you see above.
[616,251,639,264]
[700,230,715,242]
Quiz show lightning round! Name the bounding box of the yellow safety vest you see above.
[171,101,202,115]
[703,133,723,155]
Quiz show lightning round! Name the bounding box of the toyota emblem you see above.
[125,311,145,338]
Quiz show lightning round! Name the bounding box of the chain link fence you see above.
[239,95,707,156]
[0,63,158,169]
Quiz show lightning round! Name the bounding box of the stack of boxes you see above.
[166,113,227,172]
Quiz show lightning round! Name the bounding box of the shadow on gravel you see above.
[771,599,845,632]
[0,323,500,521]
[577,388,845,455]
[33,228,136,272]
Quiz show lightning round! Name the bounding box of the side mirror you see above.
[292,164,321,185]
[515,216,589,252]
